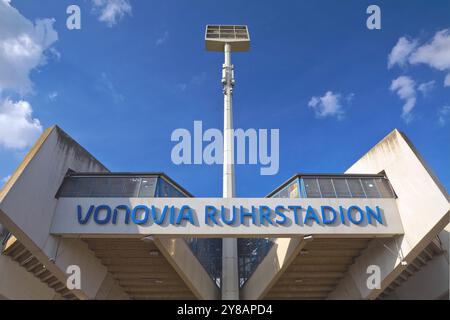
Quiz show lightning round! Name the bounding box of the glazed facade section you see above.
[270,175,395,199]
[57,174,186,198]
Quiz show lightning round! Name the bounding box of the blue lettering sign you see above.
[76,204,385,227]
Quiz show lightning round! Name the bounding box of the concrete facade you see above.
[0,126,448,300]
[242,129,449,300]
[0,126,218,300]
[328,129,449,300]
[0,126,126,299]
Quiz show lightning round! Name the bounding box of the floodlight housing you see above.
[205,25,250,52]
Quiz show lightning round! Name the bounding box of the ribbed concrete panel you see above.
[264,238,370,299]
[85,238,196,300]
[2,236,77,300]
[378,237,446,299]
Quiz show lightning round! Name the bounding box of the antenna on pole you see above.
[205,25,250,300]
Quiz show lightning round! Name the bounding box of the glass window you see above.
[89,177,140,197]
[303,178,321,198]
[273,179,300,198]
[186,238,222,287]
[238,238,274,287]
[156,178,185,197]
[78,178,97,196]
[332,178,351,198]
[273,186,289,198]
[268,176,395,199]
[59,177,94,197]
[361,178,380,198]
[318,178,336,198]
[121,177,141,197]
[287,180,300,198]
[89,177,112,197]
[57,177,80,197]
[375,178,395,198]
[347,178,366,198]
[58,176,186,198]
[138,178,157,197]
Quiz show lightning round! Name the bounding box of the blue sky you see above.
[0,0,449,197]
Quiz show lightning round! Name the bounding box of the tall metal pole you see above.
[221,42,239,300]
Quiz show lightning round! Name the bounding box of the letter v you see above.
[77,205,94,224]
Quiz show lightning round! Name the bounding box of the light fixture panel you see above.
[205,25,250,52]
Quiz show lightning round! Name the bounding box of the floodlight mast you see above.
[205,25,250,300]
[222,42,235,199]
[221,42,238,301]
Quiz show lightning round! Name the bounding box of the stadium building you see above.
[0,125,448,300]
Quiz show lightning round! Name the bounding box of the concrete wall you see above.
[328,129,449,299]
[0,126,129,299]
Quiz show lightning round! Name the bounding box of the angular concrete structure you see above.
[241,130,449,300]
[0,126,448,300]
[0,126,219,300]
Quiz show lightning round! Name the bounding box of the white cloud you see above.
[390,76,416,122]
[308,91,349,120]
[0,98,42,149]
[48,91,58,101]
[417,80,435,96]
[409,29,450,71]
[0,0,58,94]
[92,0,132,27]
[176,83,187,92]
[438,105,450,126]
[176,72,207,92]
[345,92,355,103]
[0,1,57,151]
[444,74,450,87]
[388,37,418,69]
[155,31,169,47]
[97,72,124,103]
[389,29,450,87]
